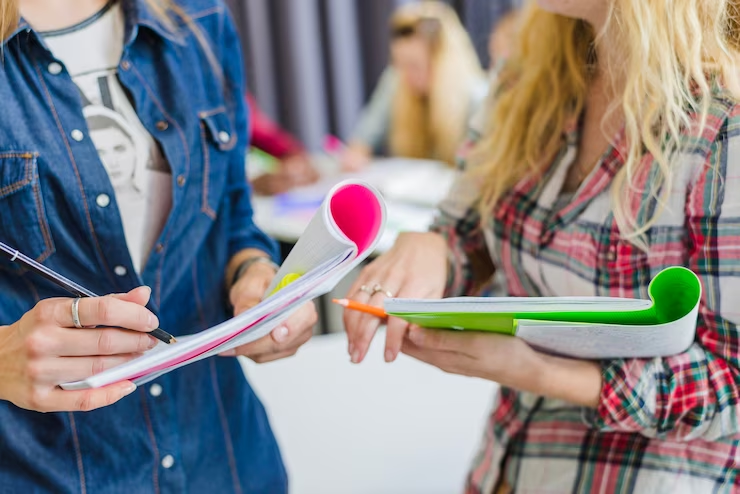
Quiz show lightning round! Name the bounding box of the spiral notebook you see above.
[61,180,386,390]
[385,267,702,359]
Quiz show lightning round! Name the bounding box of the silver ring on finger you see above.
[359,284,377,296]
[371,283,394,298]
[71,297,83,329]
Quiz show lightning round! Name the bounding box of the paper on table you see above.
[61,180,386,390]
[385,266,702,359]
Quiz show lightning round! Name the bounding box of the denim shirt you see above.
[0,1,286,492]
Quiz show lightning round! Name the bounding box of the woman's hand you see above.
[343,232,448,364]
[339,143,372,172]
[403,327,603,408]
[224,258,318,363]
[251,154,320,196]
[0,287,159,413]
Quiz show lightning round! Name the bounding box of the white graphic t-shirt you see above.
[43,1,173,273]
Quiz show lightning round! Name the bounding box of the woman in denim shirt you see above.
[0,0,316,492]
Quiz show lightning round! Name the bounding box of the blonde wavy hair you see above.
[473,0,740,247]
[389,1,484,167]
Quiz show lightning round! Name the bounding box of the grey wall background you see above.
[226,0,518,152]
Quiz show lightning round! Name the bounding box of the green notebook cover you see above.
[385,266,701,335]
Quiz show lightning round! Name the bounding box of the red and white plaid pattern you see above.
[431,92,740,493]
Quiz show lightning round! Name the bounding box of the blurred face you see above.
[537,0,609,28]
[391,37,432,95]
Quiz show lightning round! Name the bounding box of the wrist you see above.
[230,256,279,289]
[535,353,603,408]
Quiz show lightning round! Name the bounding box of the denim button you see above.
[176,175,185,187]
[161,455,174,469]
[48,62,62,75]
[114,266,127,277]
[96,194,110,208]
[149,384,163,397]
[218,131,230,143]
[156,120,169,131]
[70,129,84,142]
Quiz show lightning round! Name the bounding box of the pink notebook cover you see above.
[127,183,383,381]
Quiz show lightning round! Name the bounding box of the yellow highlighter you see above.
[269,272,302,297]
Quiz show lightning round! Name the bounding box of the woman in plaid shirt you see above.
[343,0,740,493]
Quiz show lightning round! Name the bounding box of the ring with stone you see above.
[371,283,394,298]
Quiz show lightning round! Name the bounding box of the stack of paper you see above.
[62,180,386,390]
[385,267,702,359]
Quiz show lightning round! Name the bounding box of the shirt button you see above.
[161,455,175,469]
[70,129,84,142]
[95,194,110,208]
[114,266,127,277]
[176,175,186,187]
[218,131,230,143]
[149,384,163,397]
[155,243,164,254]
[48,62,62,75]
[156,120,169,131]
[120,60,131,71]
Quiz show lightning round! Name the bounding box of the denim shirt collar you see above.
[6,0,183,48]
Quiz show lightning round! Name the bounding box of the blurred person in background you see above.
[247,93,319,195]
[340,1,487,171]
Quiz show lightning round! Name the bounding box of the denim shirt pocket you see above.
[198,108,236,219]
[0,152,55,271]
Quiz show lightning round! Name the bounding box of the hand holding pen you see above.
[0,241,176,412]
[0,286,159,412]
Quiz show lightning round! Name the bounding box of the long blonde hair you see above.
[389,1,484,167]
[473,0,740,248]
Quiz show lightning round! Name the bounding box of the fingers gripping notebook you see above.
[62,180,386,390]
[385,267,703,359]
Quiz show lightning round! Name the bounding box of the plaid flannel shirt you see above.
[431,90,740,494]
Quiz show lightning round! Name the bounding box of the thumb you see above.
[110,286,152,307]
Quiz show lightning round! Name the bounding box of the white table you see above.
[251,158,455,254]
[241,331,498,494]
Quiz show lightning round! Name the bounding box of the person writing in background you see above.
[340,1,487,171]
[247,92,319,195]
[344,0,740,493]
[0,0,315,491]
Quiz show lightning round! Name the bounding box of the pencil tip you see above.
[170,336,178,344]
[332,298,349,307]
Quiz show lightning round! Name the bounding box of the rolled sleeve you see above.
[429,123,494,297]
[587,115,740,441]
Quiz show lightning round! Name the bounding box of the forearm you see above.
[499,346,602,408]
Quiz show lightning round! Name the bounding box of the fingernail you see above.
[385,349,395,363]
[348,342,355,356]
[143,286,152,297]
[351,350,361,364]
[273,326,289,343]
[147,337,158,349]
[148,315,159,330]
[219,350,237,357]
[122,383,137,396]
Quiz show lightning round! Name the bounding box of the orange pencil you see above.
[332,298,388,319]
